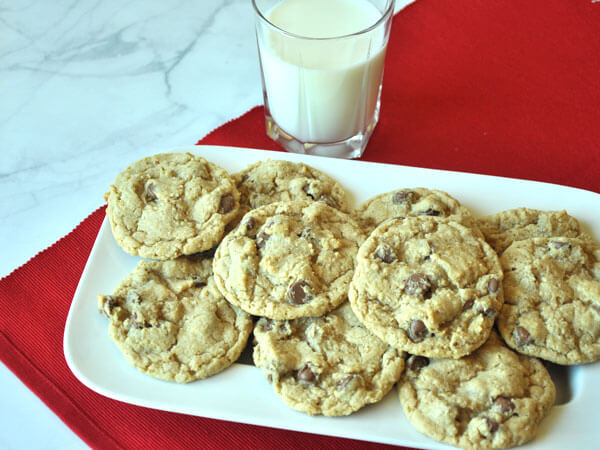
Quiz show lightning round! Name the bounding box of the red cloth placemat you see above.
[1,1,599,449]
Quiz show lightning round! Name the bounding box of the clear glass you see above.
[253,0,395,159]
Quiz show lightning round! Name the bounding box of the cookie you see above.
[477,208,590,255]
[399,332,556,449]
[233,159,350,218]
[349,216,503,358]
[357,187,480,235]
[98,254,253,383]
[497,237,600,364]
[213,200,365,319]
[253,302,405,416]
[105,152,240,260]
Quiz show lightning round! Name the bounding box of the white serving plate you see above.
[64,145,600,449]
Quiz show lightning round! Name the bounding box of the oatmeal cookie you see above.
[497,237,600,364]
[98,254,252,382]
[399,331,555,449]
[234,159,350,217]
[356,187,480,235]
[478,208,590,255]
[213,200,365,319]
[105,152,240,259]
[349,216,503,358]
[253,302,405,416]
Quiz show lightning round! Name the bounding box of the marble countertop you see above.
[1,0,263,279]
[1,0,411,447]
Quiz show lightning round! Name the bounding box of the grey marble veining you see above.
[0,0,262,278]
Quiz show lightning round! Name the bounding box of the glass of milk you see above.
[253,0,395,159]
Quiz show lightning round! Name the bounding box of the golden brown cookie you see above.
[253,303,405,416]
[234,159,350,218]
[105,153,240,260]
[98,254,252,383]
[497,237,600,364]
[357,187,481,235]
[213,200,365,319]
[349,216,503,358]
[478,208,590,255]
[399,332,555,449]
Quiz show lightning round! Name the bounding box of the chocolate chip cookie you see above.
[213,200,365,320]
[105,152,240,260]
[98,254,253,383]
[234,159,350,218]
[349,216,503,358]
[478,208,591,255]
[356,187,481,235]
[497,237,600,364]
[253,302,405,416]
[399,331,555,449]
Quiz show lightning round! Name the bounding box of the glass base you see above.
[264,114,377,159]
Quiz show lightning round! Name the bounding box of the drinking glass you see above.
[253,0,395,159]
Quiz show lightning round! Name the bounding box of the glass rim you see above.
[251,0,395,41]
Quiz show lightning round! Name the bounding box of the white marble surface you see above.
[0,0,412,448]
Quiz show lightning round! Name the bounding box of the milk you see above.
[257,0,389,144]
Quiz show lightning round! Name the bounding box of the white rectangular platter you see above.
[64,145,600,449]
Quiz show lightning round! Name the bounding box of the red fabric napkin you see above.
[2,1,599,449]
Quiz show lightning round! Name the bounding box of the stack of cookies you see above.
[98,152,600,449]
[98,153,253,383]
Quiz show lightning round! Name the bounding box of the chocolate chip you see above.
[550,240,569,249]
[106,296,120,311]
[407,355,429,372]
[487,278,499,294]
[287,280,312,305]
[297,364,316,383]
[375,244,396,263]
[514,326,533,346]
[100,295,119,317]
[494,396,515,414]
[392,189,414,204]
[408,319,429,342]
[423,243,435,262]
[218,194,235,214]
[418,208,441,216]
[462,299,475,311]
[486,418,499,433]
[336,375,354,390]
[192,277,207,288]
[243,217,255,230]
[144,182,158,202]
[267,374,273,384]
[256,231,270,249]
[477,306,497,318]
[404,273,432,299]
[302,184,315,200]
